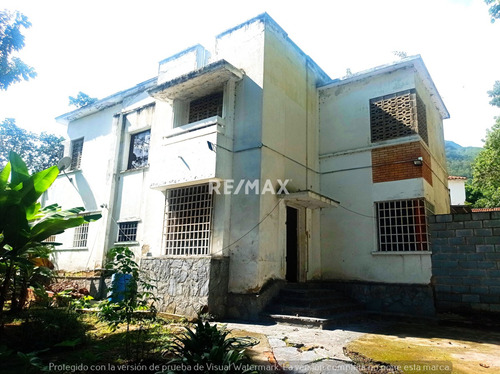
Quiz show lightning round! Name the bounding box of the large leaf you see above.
[1,204,30,253]
[25,202,41,221]
[19,165,59,207]
[0,162,11,191]
[9,151,30,187]
[29,217,85,243]
[83,213,102,222]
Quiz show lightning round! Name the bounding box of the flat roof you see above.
[319,55,450,120]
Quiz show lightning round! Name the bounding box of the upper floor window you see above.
[127,129,151,169]
[370,89,428,144]
[70,138,84,170]
[188,92,223,123]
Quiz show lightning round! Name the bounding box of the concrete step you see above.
[261,310,370,330]
[266,301,359,318]
[261,282,367,329]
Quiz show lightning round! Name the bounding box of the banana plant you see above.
[0,151,101,320]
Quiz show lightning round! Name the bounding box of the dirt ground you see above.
[345,321,500,374]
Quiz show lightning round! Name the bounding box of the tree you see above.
[68,92,97,108]
[484,0,500,22]
[0,10,36,90]
[471,117,500,207]
[0,118,64,173]
[488,80,500,108]
[0,152,101,320]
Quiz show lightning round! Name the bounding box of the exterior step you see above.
[261,282,368,329]
[261,310,369,329]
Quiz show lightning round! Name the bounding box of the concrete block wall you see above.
[430,212,500,314]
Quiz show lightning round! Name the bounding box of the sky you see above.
[0,0,499,147]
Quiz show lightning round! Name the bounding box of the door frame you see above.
[285,203,307,283]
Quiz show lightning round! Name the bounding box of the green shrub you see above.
[164,320,258,374]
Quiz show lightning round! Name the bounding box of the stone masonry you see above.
[140,256,229,318]
[430,212,500,314]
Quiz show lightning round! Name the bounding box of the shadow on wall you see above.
[74,172,98,211]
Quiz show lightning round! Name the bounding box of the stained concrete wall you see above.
[318,66,447,285]
[430,213,500,314]
[319,69,435,284]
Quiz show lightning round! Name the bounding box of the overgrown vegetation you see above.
[98,246,158,358]
[164,319,259,374]
[0,151,100,323]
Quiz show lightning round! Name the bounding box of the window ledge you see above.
[120,166,149,174]
[114,241,140,246]
[165,116,224,139]
[54,247,88,252]
[371,251,432,256]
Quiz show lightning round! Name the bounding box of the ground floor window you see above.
[164,184,213,255]
[73,222,89,248]
[117,221,138,242]
[376,198,433,252]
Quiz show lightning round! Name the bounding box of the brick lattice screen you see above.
[370,89,427,144]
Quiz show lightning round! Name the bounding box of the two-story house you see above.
[46,13,450,319]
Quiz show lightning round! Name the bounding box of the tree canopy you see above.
[471,117,500,207]
[488,80,500,108]
[484,0,500,22]
[0,9,36,90]
[0,118,64,173]
[69,91,98,108]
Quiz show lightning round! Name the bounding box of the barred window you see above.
[70,138,84,170]
[188,92,223,123]
[117,221,138,242]
[127,130,150,169]
[45,235,56,243]
[376,199,433,252]
[73,222,89,248]
[164,184,213,256]
[370,89,427,144]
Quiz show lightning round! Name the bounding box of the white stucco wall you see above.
[318,66,446,285]
[449,179,466,205]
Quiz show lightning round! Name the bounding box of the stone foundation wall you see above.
[430,213,500,314]
[226,279,285,320]
[329,280,435,316]
[140,256,229,318]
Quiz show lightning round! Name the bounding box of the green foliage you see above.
[488,80,500,108]
[0,119,64,174]
[472,117,500,207]
[68,91,98,108]
[0,10,36,90]
[485,0,500,22]
[165,320,258,374]
[98,247,157,358]
[445,140,482,179]
[0,152,101,319]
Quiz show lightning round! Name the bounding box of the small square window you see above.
[117,221,138,242]
[70,138,84,170]
[127,130,150,169]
